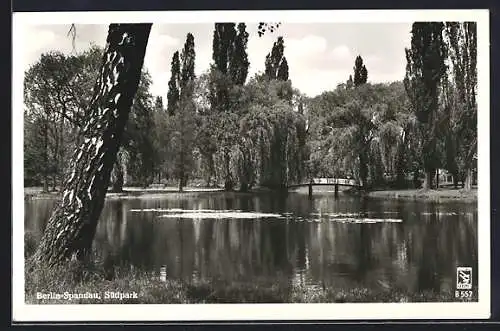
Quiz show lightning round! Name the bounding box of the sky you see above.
[21,23,413,98]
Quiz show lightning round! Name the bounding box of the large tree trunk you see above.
[223,149,233,191]
[359,152,368,190]
[464,168,473,191]
[423,169,435,190]
[32,24,152,267]
[110,158,124,193]
[453,171,459,189]
[42,121,49,193]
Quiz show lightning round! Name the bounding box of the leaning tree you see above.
[31,22,278,267]
[32,24,152,266]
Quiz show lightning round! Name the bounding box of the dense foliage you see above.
[24,46,157,191]
[24,21,477,193]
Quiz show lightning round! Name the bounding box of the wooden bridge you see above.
[288,178,361,198]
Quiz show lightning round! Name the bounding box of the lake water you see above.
[25,191,478,296]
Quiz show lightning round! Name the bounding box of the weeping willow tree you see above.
[236,74,305,190]
[237,106,273,191]
[307,81,417,189]
[237,101,304,191]
[375,82,416,188]
[326,89,378,189]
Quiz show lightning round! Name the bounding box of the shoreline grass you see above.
[366,188,477,202]
[25,186,478,203]
[25,259,477,304]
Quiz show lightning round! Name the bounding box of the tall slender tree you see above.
[175,33,197,191]
[180,33,196,93]
[167,51,180,116]
[444,22,477,190]
[229,23,250,85]
[277,57,289,81]
[353,55,368,87]
[212,23,236,75]
[265,36,288,81]
[209,23,251,190]
[404,22,447,189]
[154,96,164,112]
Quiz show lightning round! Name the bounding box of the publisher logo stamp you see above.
[456,267,473,290]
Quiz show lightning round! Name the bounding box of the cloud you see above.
[290,68,352,97]
[20,23,411,98]
[286,35,328,57]
[247,33,275,76]
[143,27,182,99]
[157,34,180,47]
[329,45,351,61]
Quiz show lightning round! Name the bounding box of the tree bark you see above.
[424,169,435,190]
[32,24,152,267]
[464,168,473,191]
[224,148,233,191]
[110,158,124,193]
[453,171,459,189]
[42,121,49,193]
[359,152,368,190]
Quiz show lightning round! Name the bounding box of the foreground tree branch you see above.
[32,24,152,267]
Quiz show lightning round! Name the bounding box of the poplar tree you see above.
[353,55,368,87]
[265,36,288,81]
[404,22,447,189]
[229,23,250,85]
[444,22,477,190]
[175,33,197,191]
[180,33,196,93]
[277,57,289,81]
[167,51,180,116]
[210,23,251,190]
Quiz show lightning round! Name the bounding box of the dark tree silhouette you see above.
[167,51,181,116]
[404,22,447,189]
[353,55,368,87]
[265,36,286,80]
[277,57,289,81]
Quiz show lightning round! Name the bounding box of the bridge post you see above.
[308,179,313,200]
[334,183,338,198]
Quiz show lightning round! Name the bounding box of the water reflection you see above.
[25,192,477,295]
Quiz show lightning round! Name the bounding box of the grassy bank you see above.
[25,259,476,304]
[367,188,477,202]
[24,186,224,201]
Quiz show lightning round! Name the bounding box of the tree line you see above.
[25,22,477,267]
[307,22,477,190]
[25,22,477,196]
[24,23,307,193]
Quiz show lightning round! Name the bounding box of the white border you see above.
[12,9,491,322]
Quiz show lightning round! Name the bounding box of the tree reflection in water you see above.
[25,192,478,295]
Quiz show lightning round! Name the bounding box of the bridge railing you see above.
[298,178,360,186]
